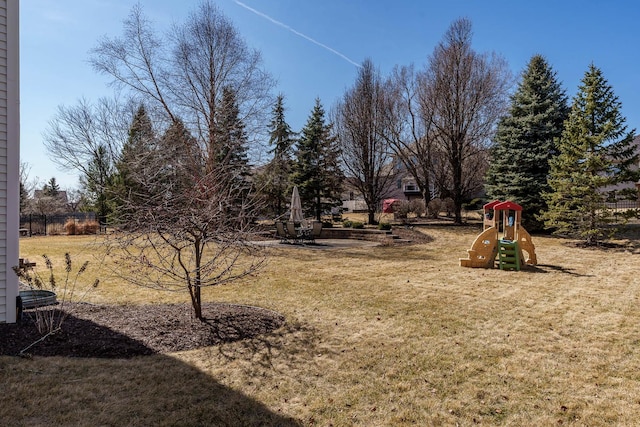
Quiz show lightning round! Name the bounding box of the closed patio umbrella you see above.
[289,186,304,222]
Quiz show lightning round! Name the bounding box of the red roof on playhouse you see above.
[493,200,523,211]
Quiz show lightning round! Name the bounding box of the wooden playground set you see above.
[460,200,537,271]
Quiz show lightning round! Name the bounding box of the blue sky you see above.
[21,0,640,190]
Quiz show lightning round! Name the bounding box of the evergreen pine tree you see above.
[118,106,155,186]
[540,64,638,244]
[485,55,569,231]
[292,99,343,221]
[258,94,296,217]
[42,177,60,197]
[80,146,114,223]
[19,181,28,213]
[211,86,253,217]
[118,117,202,221]
[156,118,201,197]
[213,86,250,180]
[111,105,156,221]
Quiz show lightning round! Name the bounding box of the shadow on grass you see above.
[0,353,301,426]
[0,314,302,426]
[0,314,147,358]
[213,317,322,371]
[525,263,594,277]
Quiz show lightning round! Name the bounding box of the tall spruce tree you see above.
[213,86,252,216]
[540,64,638,244]
[292,99,343,221]
[111,105,156,221]
[213,86,250,179]
[155,119,202,197]
[80,145,115,223]
[485,55,569,231]
[259,94,295,217]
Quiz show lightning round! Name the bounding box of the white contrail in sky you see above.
[233,0,361,68]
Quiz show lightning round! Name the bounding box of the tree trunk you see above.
[315,192,322,222]
[422,188,431,218]
[193,286,202,320]
[192,238,203,320]
[453,145,464,225]
[454,196,463,224]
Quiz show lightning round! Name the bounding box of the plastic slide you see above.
[459,226,498,268]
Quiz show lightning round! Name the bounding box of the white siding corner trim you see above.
[1,0,19,323]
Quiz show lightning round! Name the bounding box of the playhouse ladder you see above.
[498,240,521,271]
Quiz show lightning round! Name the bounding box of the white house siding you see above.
[0,0,19,323]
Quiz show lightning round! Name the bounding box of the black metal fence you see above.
[19,212,97,236]
[605,200,640,210]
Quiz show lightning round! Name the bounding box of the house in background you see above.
[29,189,70,215]
[32,189,69,203]
[340,155,436,214]
[1,1,19,323]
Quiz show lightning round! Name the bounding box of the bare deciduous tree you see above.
[90,2,273,319]
[90,1,274,168]
[383,64,437,214]
[105,120,266,320]
[335,59,396,224]
[19,161,38,212]
[43,97,133,178]
[19,162,37,194]
[42,96,136,219]
[65,188,85,212]
[421,18,511,223]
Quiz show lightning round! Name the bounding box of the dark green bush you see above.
[462,198,485,211]
[342,220,353,228]
[378,222,392,231]
[352,221,364,229]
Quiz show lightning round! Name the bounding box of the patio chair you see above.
[275,221,289,243]
[311,221,323,238]
[285,221,301,244]
[303,221,322,244]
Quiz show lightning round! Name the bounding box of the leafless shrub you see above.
[395,200,426,220]
[80,220,100,235]
[409,200,425,217]
[442,198,456,217]
[427,198,442,219]
[64,220,100,235]
[47,223,65,236]
[64,219,77,235]
[13,254,99,355]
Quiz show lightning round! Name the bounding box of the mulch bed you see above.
[0,302,285,358]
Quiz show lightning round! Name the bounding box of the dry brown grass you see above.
[5,226,640,425]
